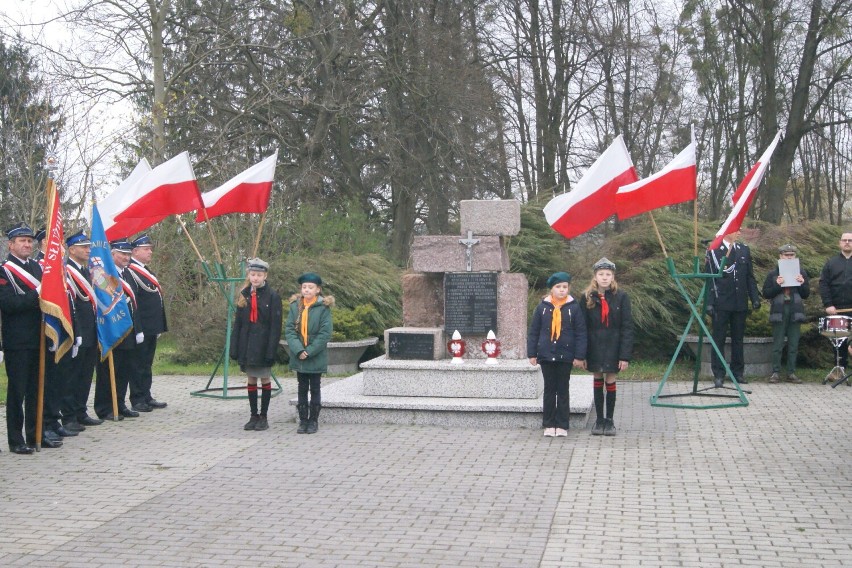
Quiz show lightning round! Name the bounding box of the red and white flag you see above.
[113,151,202,223]
[101,158,168,240]
[544,135,638,239]
[195,152,278,222]
[615,135,696,220]
[710,132,782,249]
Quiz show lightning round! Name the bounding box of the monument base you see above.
[292,372,593,430]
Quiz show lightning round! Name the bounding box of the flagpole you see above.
[693,198,699,258]
[174,215,207,264]
[108,352,120,421]
[251,211,268,259]
[200,208,224,265]
[647,211,668,258]
[35,321,46,451]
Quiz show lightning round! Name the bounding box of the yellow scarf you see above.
[550,296,568,341]
[300,296,317,345]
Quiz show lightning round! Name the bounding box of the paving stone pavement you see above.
[2,375,852,567]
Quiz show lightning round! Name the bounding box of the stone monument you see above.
[299,199,592,429]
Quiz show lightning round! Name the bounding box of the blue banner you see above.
[89,203,133,360]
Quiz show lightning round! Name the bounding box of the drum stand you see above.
[824,335,851,386]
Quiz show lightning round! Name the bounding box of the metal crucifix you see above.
[459,230,480,272]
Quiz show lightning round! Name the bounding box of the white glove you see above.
[136,332,144,344]
[48,342,57,352]
[72,344,79,358]
[0,351,4,363]
[75,336,82,347]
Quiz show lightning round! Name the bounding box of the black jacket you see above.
[819,254,852,309]
[230,284,283,370]
[65,259,98,347]
[0,255,43,350]
[527,295,587,363]
[579,289,634,373]
[762,266,810,323]
[128,259,167,335]
[705,241,760,312]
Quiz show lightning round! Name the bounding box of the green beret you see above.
[297,272,323,286]
[546,272,571,288]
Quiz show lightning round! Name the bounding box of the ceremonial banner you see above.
[101,158,167,240]
[196,152,278,222]
[40,179,74,362]
[90,204,134,360]
[544,135,638,239]
[113,151,202,224]
[710,132,782,249]
[615,137,696,220]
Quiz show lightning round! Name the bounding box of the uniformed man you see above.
[93,239,141,420]
[127,234,168,411]
[61,230,103,429]
[818,231,852,377]
[34,227,46,263]
[705,227,761,388]
[0,223,57,453]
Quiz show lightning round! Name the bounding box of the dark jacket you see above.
[579,289,634,373]
[285,294,334,374]
[65,259,98,347]
[112,266,140,351]
[230,284,283,370]
[762,266,810,323]
[527,295,587,363]
[819,254,852,309]
[705,241,760,312]
[127,259,168,335]
[0,255,42,350]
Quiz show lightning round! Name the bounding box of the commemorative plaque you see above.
[444,272,498,335]
[387,332,435,360]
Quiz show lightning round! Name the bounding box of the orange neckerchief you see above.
[300,296,317,345]
[550,295,569,341]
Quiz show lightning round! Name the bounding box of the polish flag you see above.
[544,135,638,239]
[710,132,782,249]
[101,158,170,240]
[615,136,696,220]
[196,152,278,222]
[113,151,202,223]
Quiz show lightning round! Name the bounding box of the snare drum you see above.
[819,315,852,338]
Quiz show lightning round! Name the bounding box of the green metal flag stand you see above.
[190,261,283,400]
[649,256,750,409]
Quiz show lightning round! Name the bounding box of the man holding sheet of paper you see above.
[762,244,809,384]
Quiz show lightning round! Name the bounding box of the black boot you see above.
[591,417,605,436]
[306,404,320,434]
[296,404,309,434]
[603,418,616,436]
[244,415,259,430]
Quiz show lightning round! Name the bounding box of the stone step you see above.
[361,355,542,399]
[291,373,593,430]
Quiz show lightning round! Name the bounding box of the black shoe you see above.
[79,415,104,426]
[713,377,723,388]
[132,403,153,412]
[603,419,617,436]
[38,437,63,448]
[63,420,86,432]
[120,408,140,418]
[43,430,63,442]
[147,399,167,409]
[737,377,749,384]
[9,444,35,455]
[244,415,259,431]
[102,413,125,421]
[306,420,318,434]
[54,426,78,437]
[255,416,269,431]
[591,418,605,436]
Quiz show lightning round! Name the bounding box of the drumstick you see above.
[835,308,852,313]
